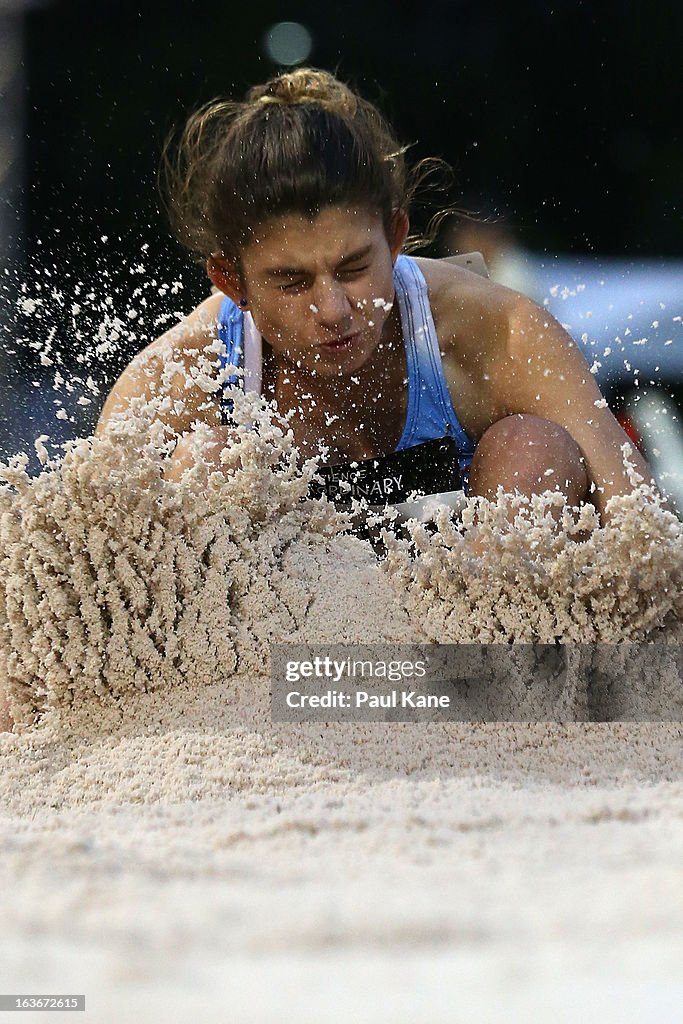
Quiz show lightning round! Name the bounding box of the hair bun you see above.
[247,68,358,118]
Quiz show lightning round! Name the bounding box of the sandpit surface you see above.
[1,697,682,1022]
[0,396,681,1021]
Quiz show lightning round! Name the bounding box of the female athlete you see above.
[96,67,655,518]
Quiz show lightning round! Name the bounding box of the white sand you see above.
[0,389,681,1022]
[1,706,681,1022]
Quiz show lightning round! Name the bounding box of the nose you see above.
[312,278,353,333]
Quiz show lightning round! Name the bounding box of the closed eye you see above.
[278,266,369,292]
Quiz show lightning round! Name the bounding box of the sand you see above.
[0,382,681,1022]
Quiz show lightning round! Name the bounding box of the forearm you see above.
[587,442,669,521]
[164,425,240,483]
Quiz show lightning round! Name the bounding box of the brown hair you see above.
[160,67,454,269]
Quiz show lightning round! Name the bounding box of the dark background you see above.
[1,0,681,451]
[23,0,681,260]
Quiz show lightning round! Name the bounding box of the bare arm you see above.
[499,298,658,517]
[95,292,225,439]
[162,423,241,483]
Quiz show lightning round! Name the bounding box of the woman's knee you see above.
[468,413,589,503]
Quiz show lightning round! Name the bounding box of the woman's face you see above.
[220,205,408,378]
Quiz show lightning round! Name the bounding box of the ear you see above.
[389,210,410,262]
[206,255,244,305]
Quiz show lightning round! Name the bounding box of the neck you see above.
[261,302,407,460]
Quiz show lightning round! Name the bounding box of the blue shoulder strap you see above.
[217,295,244,420]
[393,255,476,479]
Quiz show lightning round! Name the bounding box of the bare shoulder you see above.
[142,290,225,361]
[411,255,529,358]
[96,291,226,436]
[408,256,535,438]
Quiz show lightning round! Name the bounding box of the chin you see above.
[313,351,370,378]
[312,333,379,375]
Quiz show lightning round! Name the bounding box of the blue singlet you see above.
[217,253,477,492]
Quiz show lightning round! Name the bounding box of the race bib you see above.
[309,435,464,505]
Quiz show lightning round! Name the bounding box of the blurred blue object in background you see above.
[533,257,683,387]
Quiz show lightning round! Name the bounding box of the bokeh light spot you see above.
[263,22,313,66]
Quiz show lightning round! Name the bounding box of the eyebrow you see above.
[262,245,373,279]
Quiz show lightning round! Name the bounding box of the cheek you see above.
[353,272,394,320]
[251,298,309,349]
